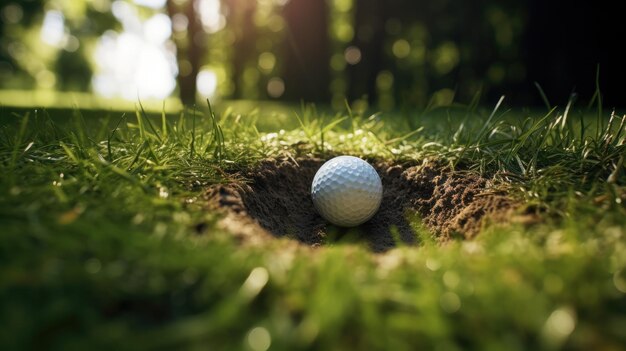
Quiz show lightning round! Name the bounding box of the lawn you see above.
[1,101,625,350]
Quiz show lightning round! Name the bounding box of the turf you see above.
[1,101,626,350]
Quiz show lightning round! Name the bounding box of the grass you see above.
[1,100,626,351]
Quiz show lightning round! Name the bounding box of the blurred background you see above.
[0,0,624,110]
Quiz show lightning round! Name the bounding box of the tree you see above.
[166,0,203,105]
[280,0,331,102]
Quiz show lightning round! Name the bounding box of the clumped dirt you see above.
[205,157,516,252]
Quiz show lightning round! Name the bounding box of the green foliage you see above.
[1,0,529,105]
[1,103,626,350]
[0,0,115,91]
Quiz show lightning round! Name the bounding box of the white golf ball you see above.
[311,156,383,227]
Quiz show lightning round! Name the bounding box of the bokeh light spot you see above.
[426,258,440,271]
[64,36,80,52]
[197,69,218,98]
[432,41,460,75]
[542,307,576,343]
[392,39,411,59]
[376,71,394,90]
[246,327,271,351]
[431,88,455,106]
[112,1,132,21]
[144,14,172,44]
[335,23,354,42]
[267,15,285,32]
[2,4,23,24]
[267,77,285,98]
[40,10,66,48]
[334,0,353,13]
[92,27,177,100]
[344,46,362,65]
[92,0,112,13]
[84,258,102,274]
[172,13,189,32]
[443,270,460,289]
[241,267,270,299]
[196,0,226,33]
[410,44,426,64]
[258,52,277,73]
[614,269,626,293]
[134,0,166,8]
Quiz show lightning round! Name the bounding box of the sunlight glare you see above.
[92,4,177,100]
[40,10,65,47]
[144,13,172,44]
[196,0,226,33]
[134,0,167,9]
[197,69,218,98]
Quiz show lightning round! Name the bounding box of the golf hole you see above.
[206,157,516,252]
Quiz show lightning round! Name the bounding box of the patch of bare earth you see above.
[206,157,516,252]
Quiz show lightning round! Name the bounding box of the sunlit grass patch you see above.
[1,101,625,350]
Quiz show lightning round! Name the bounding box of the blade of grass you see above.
[162,101,168,139]
[534,82,552,111]
[190,105,196,159]
[107,113,126,162]
[137,99,163,144]
[595,65,603,140]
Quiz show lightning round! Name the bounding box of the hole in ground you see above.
[206,157,516,252]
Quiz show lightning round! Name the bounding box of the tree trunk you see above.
[347,0,386,103]
[281,0,331,102]
[167,0,202,106]
[225,0,258,99]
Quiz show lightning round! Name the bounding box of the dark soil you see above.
[206,157,516,252]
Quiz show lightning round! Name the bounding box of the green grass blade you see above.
[534,82,552,110]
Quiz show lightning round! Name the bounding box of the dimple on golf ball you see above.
[311,156,383,227]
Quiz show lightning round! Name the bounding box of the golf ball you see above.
[311,156,383,227]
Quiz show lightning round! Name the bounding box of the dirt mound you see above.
[206,157,515,252]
